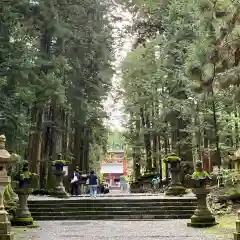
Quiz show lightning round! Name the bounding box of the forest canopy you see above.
[121,0,240,179]
[0,0,114,181]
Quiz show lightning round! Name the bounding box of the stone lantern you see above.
[187,160,216,227]
[52,153,69,198]
[0,135,14,240]
[164,153,186,196]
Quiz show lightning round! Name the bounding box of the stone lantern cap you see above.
[164,153,181,162]
[0,135,11,165]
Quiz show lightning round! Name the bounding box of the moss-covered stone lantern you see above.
[164,153,186,196]
[0,135,14,240]
[11,161,38,226]
[52,153,69,198]
[187,160,216,227]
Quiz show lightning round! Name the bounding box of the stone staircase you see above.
[28,196,197,220]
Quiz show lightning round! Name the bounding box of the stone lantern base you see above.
[187,214,216,227]
[11,188,34,227]
[0,234,14,240]
[234,232,240,240]
[165,183,186,196]
[0,211,15,240]
[233,212,240,240]
[51,186,69,198]
[51,170,69,198]
[187,188,217,227]
[11,216,34,226]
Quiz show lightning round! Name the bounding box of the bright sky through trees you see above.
[104,3,134,131]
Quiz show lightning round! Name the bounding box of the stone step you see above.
[28,202,197,208]
[28,203,196,209]
[30,214,193,220]
[28,198,196,204]
[29,206,196,212]
[30,209,194,217]
[69,194,159,197]
[28,196,196,220]
[28,198,196,203]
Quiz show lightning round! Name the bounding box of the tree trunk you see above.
[28,105,43,176]
[178,117,193,161]
[152,133,157,171]
[79,127,84,171]
[152,104,157,171]
[84,133,90,172]
[170,116,179,154]
[73,126,81,169]
[157,135,162,185]
[135,113,141,180]
[49,99,57,159]
[211,88,221,168]
[140,107,152,172]
[235,105,239,149]
[62,109,69,156]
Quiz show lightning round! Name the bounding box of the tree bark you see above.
[140,107,152,171]
[28,104,43,176]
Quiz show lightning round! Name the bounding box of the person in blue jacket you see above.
[87,170,98,198]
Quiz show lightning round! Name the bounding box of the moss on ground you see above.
[204,214,235,239]
[12,227,26,233]
[11,216,34,226]
[12,223,40,239]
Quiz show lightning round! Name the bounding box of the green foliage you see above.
[121,0,240,178]
[0,0,114,174]
[221,169,240,187]
[107,130,124,150]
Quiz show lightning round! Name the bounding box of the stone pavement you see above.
[15,220,231,240]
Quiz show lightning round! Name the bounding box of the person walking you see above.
[119,174,126,193]
[71,166,80,196]
[151,176,158,192]
[88,170,98,199]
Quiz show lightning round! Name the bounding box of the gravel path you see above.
[15,220,231,240]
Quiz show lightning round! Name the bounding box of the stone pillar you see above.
[188,186,216,227]
[165,160,185,196]
[234,210,240,240]
[0,135,14,240]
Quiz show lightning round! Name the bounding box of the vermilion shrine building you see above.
[100,149,127,188]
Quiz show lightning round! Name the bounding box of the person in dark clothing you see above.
[71,166,80,196]
[87,170,98,198]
